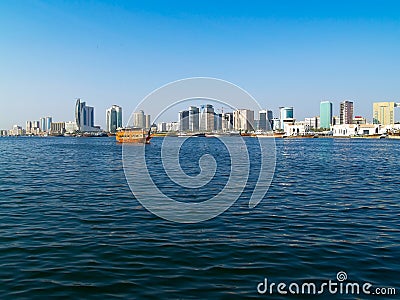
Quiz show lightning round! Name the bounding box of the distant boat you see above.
[116,128,152,144]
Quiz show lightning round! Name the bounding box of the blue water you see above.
[0,137,399,299]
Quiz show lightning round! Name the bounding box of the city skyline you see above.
[2,1,400,129]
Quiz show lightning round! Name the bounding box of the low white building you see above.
[332,124,382,136]
[284,123,307,136]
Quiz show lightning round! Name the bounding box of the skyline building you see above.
[233,109,255,132]
[145,114,151,130]
[320,101,333,129]
[133,110,145,128]
[258,110,273,131]
[188,106,199,132]
[106,105,123,133]
[372,101,398,125]
[40,117,45,132]
[199,104,215,132]
[46,116,52,132]
[179,110,190,132]
[214,113,223,131]
[75,98,95,131]
[222,112,233,131]
[279,107,294,130]
[339,100,354,125]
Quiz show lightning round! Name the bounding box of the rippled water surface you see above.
[0,137,399,299]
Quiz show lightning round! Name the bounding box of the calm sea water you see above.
[0,137,399,299]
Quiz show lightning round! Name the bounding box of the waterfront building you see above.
[233,109,255,132]
[258,110,273,131]
[304,117,320,130]
[40,117,46,132]
[332,116,340,126]
[25,121,32,134]
[65,121,78,133]
[75,98,95,131]
[0,130,8,137]
[320,101,333,129]
[353,116,367,125]
[157,122,167,132]
[133,110,145,128]
[166,122,179,132]
[222,112,233,132]
[50,122,66,135]
[45,116,52,132]
[332,124,381,137]
[272,118,281,131]
[145,115,151,130]
[372,102,399,125]
[106,105,123,133]
[339,100,354,125]
[179,110,190,132]
[199,104,215,132]
[214,113,223,132]
[188,106,199,132]
[10,125,23,136]
[284,123,307,136]
[279,107,294,130]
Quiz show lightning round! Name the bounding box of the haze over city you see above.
[1,0,400,129]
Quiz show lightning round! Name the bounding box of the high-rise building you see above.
[233,109,255,131]
[188,106,199,132]
[40,117,46,132]
[214,113,223,131]
[320,101,333,129]
[145,115,151,130]
[279,107,294,130]
[179,110,189,132]
[258,110,273,131]
[373,102,399,125]
[75,98,95,131]
[133,110,145,128]
[106,105,123,133]
[45,117,52,132]
[339,100,354,125]
[199,104,215,132]
[222,112,233,132]
[25,121,32,134]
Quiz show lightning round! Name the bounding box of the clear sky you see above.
[1,0,400,129]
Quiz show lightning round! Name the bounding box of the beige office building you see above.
[373,102,398,125]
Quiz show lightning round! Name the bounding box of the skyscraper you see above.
[133,110,145,128]
[320,101,333,129]
[145,115,151,130]
[233,109,255,132]
[199,104,215,132]
[258,110,273,131]
[179,110,189,132]
[339,100,354,125]
[40,117,46,132]
[222,112,233,132]
[45,116,52,132]
[106,105,123,133]
[75,98,95,131]
[373,102,398,125]
[188,106,199,132]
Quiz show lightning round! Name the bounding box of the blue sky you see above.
[1,0,400,128]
